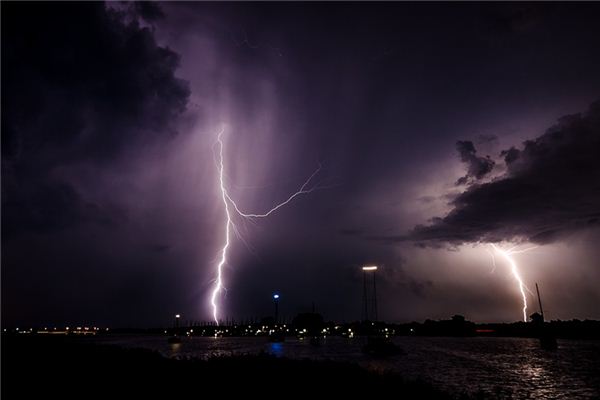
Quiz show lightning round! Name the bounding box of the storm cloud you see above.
[3,2,600,326]
[455,140,495,185]
[1,2,189,239]
[411,100,600,245]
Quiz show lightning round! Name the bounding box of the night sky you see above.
[3,2,600,328]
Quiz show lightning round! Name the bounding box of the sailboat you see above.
[534,283,557,351]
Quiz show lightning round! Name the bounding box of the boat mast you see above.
[535,283,545,322]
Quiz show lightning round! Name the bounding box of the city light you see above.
[362,265,378,271]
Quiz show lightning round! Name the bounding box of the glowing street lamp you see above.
[361,265,378,321]
[273,293,280,323]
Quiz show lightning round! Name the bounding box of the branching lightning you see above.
[210,126,322,324]
[225,165,322,218]
[489,244,537,322]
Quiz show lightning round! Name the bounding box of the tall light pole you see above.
[362,266,378,322]
[363,269,368,321]
[273,294,280,324]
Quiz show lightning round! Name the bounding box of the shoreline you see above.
[2,335,473,399]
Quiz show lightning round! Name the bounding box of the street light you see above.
[361,265,378,321]
[273,294,280,323]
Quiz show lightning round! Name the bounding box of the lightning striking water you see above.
[210,126,321,324]
[489,244,537,322]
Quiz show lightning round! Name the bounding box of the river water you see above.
[94,335,600,399]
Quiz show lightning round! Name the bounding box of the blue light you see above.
[273,294,280,299]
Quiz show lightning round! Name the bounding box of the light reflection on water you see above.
[95,335,600,399]
[268,342,284,357]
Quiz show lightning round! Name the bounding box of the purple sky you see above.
[3,2,600,327]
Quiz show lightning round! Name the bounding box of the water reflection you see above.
[169,342,181,355]
[269,342,284,357]
[95,336,600,399]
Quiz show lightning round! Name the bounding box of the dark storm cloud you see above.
[410,100,600,245]
[455,140,495,185]
[1,180,114,238]
[158,1,600,322]
[1,2,189,239]
[132,2,166,22]
[4,2,600,326]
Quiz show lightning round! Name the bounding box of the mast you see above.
[535,283,545,322]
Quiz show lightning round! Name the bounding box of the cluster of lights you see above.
[2,326,108,335]
[153,321,411,340]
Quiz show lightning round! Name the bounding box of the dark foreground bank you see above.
[2,335,473,399]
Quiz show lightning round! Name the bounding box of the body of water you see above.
[94,335,600,399]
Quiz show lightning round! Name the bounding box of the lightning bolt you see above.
[225,165,321,218]
[210,126,322,324]
[489,244,537,322]
[210,127,233,324]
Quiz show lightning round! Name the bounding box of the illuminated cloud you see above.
[410,100,600,245]
[3,2,600,325]
[455,140,495,185]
